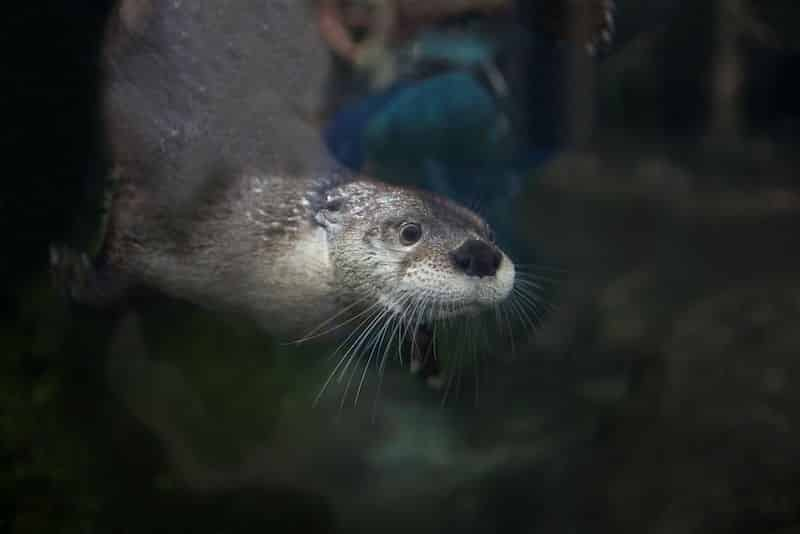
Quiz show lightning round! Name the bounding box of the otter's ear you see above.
[314,197,345,230]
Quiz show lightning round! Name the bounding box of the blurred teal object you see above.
[322,23,562,248]
[325,28,513,172]
[364,71,508,168]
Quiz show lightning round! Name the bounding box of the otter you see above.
[93,170,515,340]
[52,0,517,380]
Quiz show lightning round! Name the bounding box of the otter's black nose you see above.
[450,239,502,278]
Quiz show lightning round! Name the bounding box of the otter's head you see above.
[315,180,515,321]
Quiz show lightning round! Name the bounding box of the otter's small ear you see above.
[314,197,345,229]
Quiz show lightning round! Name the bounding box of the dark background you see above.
[2,1,800,532]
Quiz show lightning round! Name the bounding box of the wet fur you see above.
[98,0,517,340]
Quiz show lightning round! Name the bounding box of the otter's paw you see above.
[409,324,443,389]
[49,244,96,302]
[410,348,443,390]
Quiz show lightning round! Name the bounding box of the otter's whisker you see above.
[384,299,410,373]
[440,331,456,406]
[441,306,459,375]
[373,306,407,415]
[469,316,484,406]
[358,291,409,388]
[448,322,463,403]
[513,263,567,275]
[508,291,538,334]
[498,301,517,359]
[514,284,555,311]
[517,299,543,335]
[327,302,384,365]
[464,315,478,400]
[442,312,467,406]
[290,293,375,345]
[514,277,549,294]
[314,303,388,405]
[513,285,548,325]
[518,273,563,283]
[386,290,416,367]
[407,295,427,368]
[397,305,414,366]
[338,304,392,386]
[354,303,397,406]
[339,300,403,407]
[504,292,525,329]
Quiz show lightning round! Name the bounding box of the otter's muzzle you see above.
[450,239,502,278]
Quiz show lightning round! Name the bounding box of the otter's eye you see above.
[486,227,496,243]
[399,223,422,245]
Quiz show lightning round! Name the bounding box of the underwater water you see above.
[3,1,800,533]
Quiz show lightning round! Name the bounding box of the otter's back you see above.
[104,0,335,206]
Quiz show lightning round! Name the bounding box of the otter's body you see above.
[104,167,515,338]
[87,0,515,340]
[105,172,346,336]
[99,0,341,334]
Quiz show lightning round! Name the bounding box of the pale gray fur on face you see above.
[320,181,514,321]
